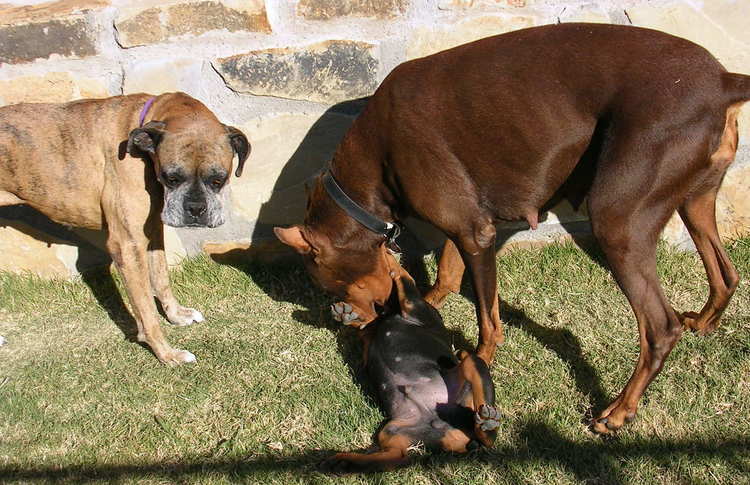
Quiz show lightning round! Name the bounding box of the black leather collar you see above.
[322,170,401,251]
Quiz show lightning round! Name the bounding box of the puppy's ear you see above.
[224,125,250,177]
[389,261,418,318]
[127,121,166,156]
[274,225,312,255]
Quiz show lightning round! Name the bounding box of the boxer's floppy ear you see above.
[274,226,312,254]
[127,121,166,156]
[224,125,250,177]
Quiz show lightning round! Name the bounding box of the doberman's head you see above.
[274,222,397,327]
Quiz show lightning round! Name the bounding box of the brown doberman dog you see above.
[275,23,749,433]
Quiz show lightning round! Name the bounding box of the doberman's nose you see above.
[185,201,207,218]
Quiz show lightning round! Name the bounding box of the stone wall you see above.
[1,0,749,276]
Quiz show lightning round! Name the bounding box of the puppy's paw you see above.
[475,404,501,432]
[167,306,204,326]
[331,302,365,327]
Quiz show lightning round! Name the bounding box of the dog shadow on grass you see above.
[2,418,748,483]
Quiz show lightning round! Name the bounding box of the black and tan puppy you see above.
[0,92,249,365]
[324,268,500,472]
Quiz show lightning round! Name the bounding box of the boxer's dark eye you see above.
[208,177,226,191]
[162,171,183,188]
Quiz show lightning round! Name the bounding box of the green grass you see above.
[1,238,749,484]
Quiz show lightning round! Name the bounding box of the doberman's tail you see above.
[722,72,750,104]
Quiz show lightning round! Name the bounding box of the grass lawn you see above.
[0,238,748,484]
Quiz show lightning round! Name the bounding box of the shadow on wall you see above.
[248,96,370,244]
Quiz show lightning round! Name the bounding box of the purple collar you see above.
[138,97,156,127]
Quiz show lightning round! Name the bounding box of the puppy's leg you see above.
[424,239,465,308]
[323,420,413,473]
[146,221,204,326]
[454,351,500,447]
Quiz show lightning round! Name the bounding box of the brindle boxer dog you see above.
[276,24,749,433]
[0,92,249,365]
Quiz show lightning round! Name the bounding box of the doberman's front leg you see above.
[457,232,504,364]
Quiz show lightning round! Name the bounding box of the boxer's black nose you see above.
[186,201,207,218]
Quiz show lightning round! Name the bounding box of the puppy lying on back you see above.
[324,268,501,472]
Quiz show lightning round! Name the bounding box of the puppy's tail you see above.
[722,72,750,104]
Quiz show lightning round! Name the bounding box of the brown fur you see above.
[276,24,750,433]
[0,92,249,365]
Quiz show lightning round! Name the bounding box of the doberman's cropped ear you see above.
[224,125,250,177]
[127,121,166,156]
[274,226,312,255]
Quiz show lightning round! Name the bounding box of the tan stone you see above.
[202,239,295,265]
[0,223,72,278]
[716,162,750,240]
[438,0,529,10]
[406,15,536,60]
[558,5,610,24]
[122,58,203,95]
[298,0,408,20]
[215,41,378,104]
[0,0,107,24]
[0,72,109,106]
[115,0,271,48]
[229,112,356,226]
[627,1,750,139]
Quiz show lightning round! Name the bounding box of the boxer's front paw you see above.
[331,302,363,326]
[166,306,204,327]
[159,348,197,366]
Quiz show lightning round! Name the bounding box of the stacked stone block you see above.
[0,0,748,276]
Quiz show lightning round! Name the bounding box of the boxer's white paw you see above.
[167,306,204,326]
[161,349,197,366]
[475,404,501,431]
[0,335,6,346]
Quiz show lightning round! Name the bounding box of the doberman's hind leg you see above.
[678,187,739,335]
[424,239,465,309]
[677,104,741,335]
[587,167,684,433]
[322,420,413,473]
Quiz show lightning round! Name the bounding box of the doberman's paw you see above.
[331,302,364,327]
[475,404,501,432]
[167,306,204,327]
[592,410,636,434]
[159,348,197,366]
[680,311,717,336]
